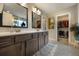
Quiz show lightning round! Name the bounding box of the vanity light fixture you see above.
[32,7,41,15]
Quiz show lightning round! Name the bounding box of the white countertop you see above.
[0,30,48,37]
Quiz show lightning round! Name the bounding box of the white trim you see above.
[55,12,71,44]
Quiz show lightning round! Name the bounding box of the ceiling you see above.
[33,3,76,16]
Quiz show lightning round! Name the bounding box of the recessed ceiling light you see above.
[19,3,26,7]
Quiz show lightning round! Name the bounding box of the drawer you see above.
[0,36,14,48]
[15,34,32,43]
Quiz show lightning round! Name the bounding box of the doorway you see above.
[56,13,70,45]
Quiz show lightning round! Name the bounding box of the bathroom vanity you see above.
[0,31,48,56]
[0,3,48,56]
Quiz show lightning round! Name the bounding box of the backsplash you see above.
[0,27,10,32]
[0,27,44,32]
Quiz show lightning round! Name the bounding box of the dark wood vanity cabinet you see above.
[0,42,25,56]
[0,36,14,48]
[15,34,33,56]
[26,33,39,56]
[0,36,25,56]
[0,31,48,56]
[15,34,32,43]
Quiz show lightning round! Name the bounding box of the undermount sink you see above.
[10,28,21,33]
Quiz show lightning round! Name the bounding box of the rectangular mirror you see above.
[2,3,28,28]
[32,12,41,28]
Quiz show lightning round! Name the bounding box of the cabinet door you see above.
[42,33,45,46]
[44,32,48,45]
[39,32,44,49]
[32,33,39,53]
[35,39,39,52]
[26,39,35,56]
[26,33,39,56]
[0,42,25,56]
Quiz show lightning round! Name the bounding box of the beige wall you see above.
[54,4,78,25]
[47,17,56,41]
[77,4,79,24]
[48,4,78,43]
[0,3,3,13]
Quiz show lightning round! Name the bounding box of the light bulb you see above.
[32,7,37,12]
[37,9,41,15]
[20,3,26,7]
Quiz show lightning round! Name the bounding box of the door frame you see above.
[55,12,71,44]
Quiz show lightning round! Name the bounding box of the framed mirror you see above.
[32,11,41,28]
[2,3,28,28]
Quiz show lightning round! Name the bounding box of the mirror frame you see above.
[1,3,28,28]
[32,11,41,28]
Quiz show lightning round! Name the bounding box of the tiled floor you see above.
[34,41,79,56]
[34,43,57,56]
[54,42,79,56]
